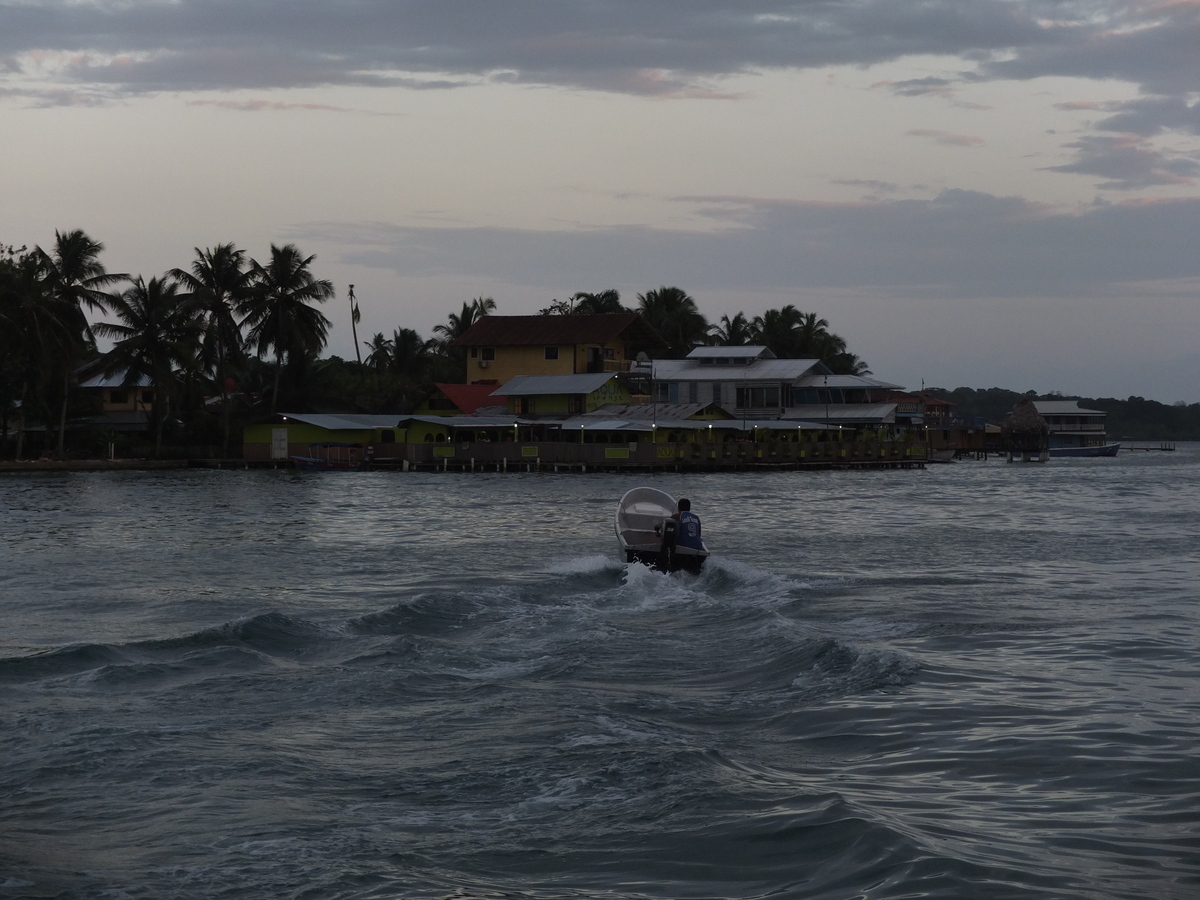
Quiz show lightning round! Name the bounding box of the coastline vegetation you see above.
[2,230,1197,458]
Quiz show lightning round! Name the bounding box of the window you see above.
[711,382,722,405]
[470,347,479,358]
[481,347,495,361]
[603,348,615,360]
[513,397,532,414]
[545,345,559,360]
[567,395,583,414]
[654,383,679,403]
[109,389,128,404]
[688,382,698,403]
[380,430,395,444]
[736,386,781,409]
[141,390,154,403]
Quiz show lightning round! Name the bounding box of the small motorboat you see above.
[615,487,709,574]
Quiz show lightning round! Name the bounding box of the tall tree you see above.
[95,275,201,456]
[571,289,626,314]
[241,244,334,414]
[363,332,394,375]
[636,286,709,358]
[169,243,253,456]
[433,297,496,379]
[34,229,124,456]
[753,305,807,358]
[0,247,75,458]
[710,311,755,346]
[389,327,436,381]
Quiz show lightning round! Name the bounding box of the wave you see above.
[0,612,336,686]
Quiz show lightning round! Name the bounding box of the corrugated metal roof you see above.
[398,415,526,428]
[278,413,407,430]
[686,345,776,360]
[795,374,904,390]
[652,358,824,381]
[1034,401,1105,416]
[78,370,152,389]
[588,402,727,420]
[786,404,897,424]
[495,373,617,396]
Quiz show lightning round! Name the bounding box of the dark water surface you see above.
[2,448,1198,899]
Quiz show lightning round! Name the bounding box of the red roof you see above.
[453,313,666,348]
[436,383,507,414]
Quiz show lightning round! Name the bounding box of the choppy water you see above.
[2,448,1199,899]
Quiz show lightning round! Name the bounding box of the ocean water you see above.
[2,448,1198,899]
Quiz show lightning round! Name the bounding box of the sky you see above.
[2,1,1198,402]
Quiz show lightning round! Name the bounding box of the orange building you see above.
[452,313,666,386]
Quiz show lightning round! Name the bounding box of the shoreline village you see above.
[244,314,960,471]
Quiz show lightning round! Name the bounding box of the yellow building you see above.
[453,313,666,386]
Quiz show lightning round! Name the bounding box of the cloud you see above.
[0,0,1185,102]
[306,190,1200,300]
[875,76,957,98]
[1047,134,1200,189]
[907,129,985,147]
[187,99,353,113]
[831,178,902,195]
[1094,96,1200,136]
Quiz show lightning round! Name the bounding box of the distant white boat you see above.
[614,487,709,573]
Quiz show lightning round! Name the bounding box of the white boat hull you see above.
[615,487,709,573]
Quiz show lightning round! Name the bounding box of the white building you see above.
[648,346,904,425]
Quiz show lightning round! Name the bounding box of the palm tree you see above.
[241,244,334,414]
[433,297,496,347]
[95,275,201,456]
[0,247,77,458]
[433,297,496,379]
[169,244,253,457]
[753,305,808,358]
[389,327,436,381]
[34,229,125,456]
[828,351,871,375]
[363,332,394,375]
[710,311,755,346]
[636,286,708,358]
[795,311,834,358]
[571,290,626,314]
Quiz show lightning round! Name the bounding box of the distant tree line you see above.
[1,229,871,458]
[929,387,1200,441]
[540,286,870,373]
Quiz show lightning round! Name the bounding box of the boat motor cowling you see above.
[659,518,679,569]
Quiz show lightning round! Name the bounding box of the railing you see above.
[397,439,926,469]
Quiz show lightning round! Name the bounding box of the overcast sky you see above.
[3,1,1198,401]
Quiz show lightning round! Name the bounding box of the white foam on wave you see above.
[617,561,710,609]
[699,557,815,603]
[542,554,625,576]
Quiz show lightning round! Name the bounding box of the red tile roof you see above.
[453,313,666,348]
[436,383,508,414]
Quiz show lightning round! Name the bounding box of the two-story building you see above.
[453,313,666,386]
[1032,400,1119,456]
[650,346,903,426]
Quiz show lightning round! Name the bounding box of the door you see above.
[271,428,289,459]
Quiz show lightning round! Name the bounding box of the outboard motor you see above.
[659,518,679,571]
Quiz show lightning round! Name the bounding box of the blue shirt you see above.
[676,511,703,550]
